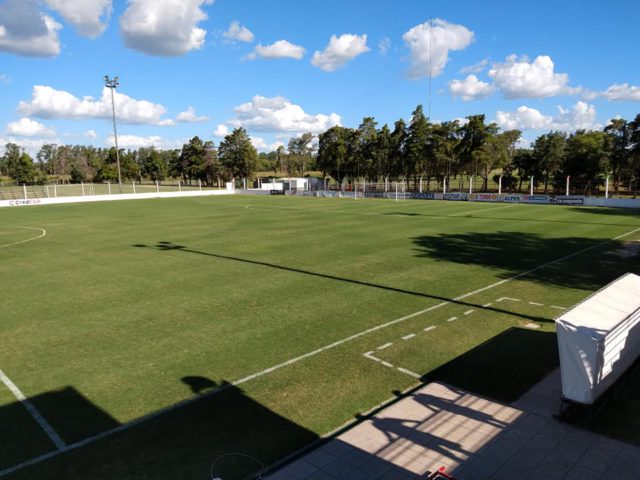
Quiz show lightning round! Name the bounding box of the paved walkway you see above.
[267,371,640,479]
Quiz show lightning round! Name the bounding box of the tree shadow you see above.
[568,206,640,218]
[422,327,559,403]
[413,231,639,291]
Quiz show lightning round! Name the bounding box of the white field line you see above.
[3,224,640,477]
[464,309,475,316]
[424,326,437,332]
[483,303,493,307]
[0,227,46,249]
[497,297,521,303]
[397,367,421,379]
[440,204,517,218]
[0,369,65,450]
[446,316,458,322]
[402,334,416,340]
[377,342,394,350]
[551,306,567,310]
[529,302,544,306]
[198,200,517,221]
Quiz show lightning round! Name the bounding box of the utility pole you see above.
[104,75,122,192]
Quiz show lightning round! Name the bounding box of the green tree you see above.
[218,128,258,181]
[605,118,633,193]
[388,119,407,180]
[532,131,567,193]
[141,148,167,181]
[405,105,431,182]
[287,132,314,175]
[3,144,39,183]
[562,130,609,194]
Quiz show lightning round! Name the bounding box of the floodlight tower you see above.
[104,75,122,191]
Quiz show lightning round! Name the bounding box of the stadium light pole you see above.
[104,75,122,192]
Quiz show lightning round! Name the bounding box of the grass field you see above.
[1,195,640,479]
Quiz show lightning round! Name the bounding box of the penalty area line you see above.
[3,224,640,477]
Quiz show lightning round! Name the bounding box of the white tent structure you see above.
[556,273,640,405]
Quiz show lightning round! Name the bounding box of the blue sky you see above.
[1,0,639,154]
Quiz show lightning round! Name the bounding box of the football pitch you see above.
[2,195,640,479]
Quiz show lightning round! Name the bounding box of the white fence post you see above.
[200,179,203,191]
[156,180,160,193]
[566,176,570,196]
[178,180,181,192]
[530,176,534,196]
[81,181,85,196]
[443,177,447,195]
[133,180,136,194]
[419,176,423,193]
[108,181,111,195]
[498,175,503,195]
[605,176,609,199]
[23,184,27,199]
[54,182,57,197]
[395,181,398,203]
[45,185,50,198]
[469,176,473,195]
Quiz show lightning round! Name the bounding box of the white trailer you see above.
[556,273,640,406]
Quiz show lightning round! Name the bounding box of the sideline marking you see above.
[551,306,567,310]
[446,316,458,323]
[402,334,416,340]
[424,326,437,332]
[3,224,640,477]
[464,309,475,316]
[529,302,544,306]
[483,303,493,307]
[0,369,65,450]
[377,342,393,350]
[0,227,46,249]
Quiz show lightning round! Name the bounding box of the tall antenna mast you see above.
[428,17,433,120]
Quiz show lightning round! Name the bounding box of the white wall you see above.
[0,189,235,208]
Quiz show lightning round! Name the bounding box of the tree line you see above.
[2,108,640,194]
[316,106,640,194]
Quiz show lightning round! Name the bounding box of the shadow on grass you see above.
[568,206,640,219]
[131,242,554,324]
[422,327,559,403]
[3,379,319,480]
[413,231,639,291]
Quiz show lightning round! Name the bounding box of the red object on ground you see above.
[426,466,456,479]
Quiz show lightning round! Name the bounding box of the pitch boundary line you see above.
[0,369,65,450]
[2,224,640,477]
[197,200,520,220]
[0,226,46,249]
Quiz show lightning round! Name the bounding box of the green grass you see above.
[1,195,640,479]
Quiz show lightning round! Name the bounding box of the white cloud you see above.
[213,124,230,137]
[226,95,341,134]
[600,83,640,102]
[0,74,10,84]
[402,19,474,78]
[245,40,306,60]
[311,33,369,72]
[85,129,98,139]
[6,118,56,137]
[378,37,391,55]
[106,134,184,150]
[0,136,61,156]
[176,106,208,123]
[495,101,599,132]
[460,58,489,74]
[449,75,494,101]
[0,0,61,57]
[18,85,173,126]
[223,20,253,43]
[43,0,112,38]
[251,137,285,153]
[119,0,213,56]
[488,54,578,99]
